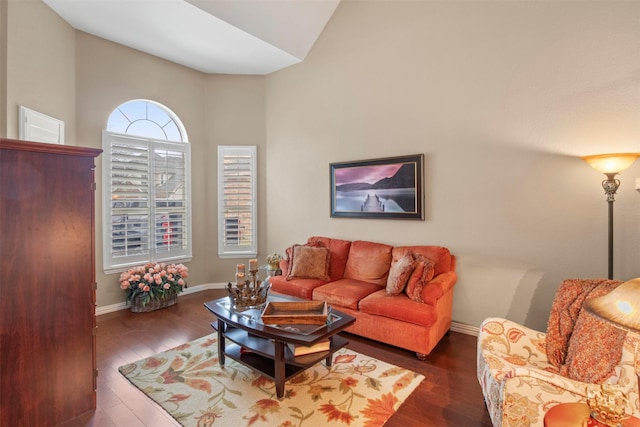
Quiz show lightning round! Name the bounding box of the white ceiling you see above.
[43,0,340,75]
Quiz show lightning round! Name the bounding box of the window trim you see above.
[217,145,257,259]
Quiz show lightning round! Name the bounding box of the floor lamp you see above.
[582,153,640,280]
[584,278,640,417]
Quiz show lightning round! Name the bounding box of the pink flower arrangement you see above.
[119,263,189,306]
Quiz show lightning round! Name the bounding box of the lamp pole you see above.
[602,173,619,280]
[607,199,614,280]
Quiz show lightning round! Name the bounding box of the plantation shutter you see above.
[218,146,257,257]
[103,133,192,272]
[153,141,191,260]
[105,134,151,269]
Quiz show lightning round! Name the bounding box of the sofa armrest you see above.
[479,317,546,359]
[479,319,640,403]
[485,350,633,400]
[430,270,457,294]
[421,270,457,305]
[279,259,289,275]
[479,318,598,398]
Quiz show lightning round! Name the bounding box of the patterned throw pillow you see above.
[385,254,416,296]
[404,254,435,302]
[560,280,626,383]
[286,244,330,281]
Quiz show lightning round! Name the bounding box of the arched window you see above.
[103,100,192,272]
[107,99,187,142]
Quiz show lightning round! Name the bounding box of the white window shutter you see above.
[19,106,64,144]
[218,146,257,258]
[104,134,152,270]
[103,132,192,272]
[152,142,191,260]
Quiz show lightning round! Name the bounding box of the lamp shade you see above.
[584,278,640,333]
[582,153,640,175]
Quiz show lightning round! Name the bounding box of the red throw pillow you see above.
[286,244,330,281]
[404,255,435,302]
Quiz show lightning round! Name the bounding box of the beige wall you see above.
[265,0,640,331]
[5,0,76,143]
[203,74,267,280]
[0,1,7,136]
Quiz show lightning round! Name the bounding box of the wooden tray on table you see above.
[261,301,328,325]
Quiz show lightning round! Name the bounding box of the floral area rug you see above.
[119,334,424,427]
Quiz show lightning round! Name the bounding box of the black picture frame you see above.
[330,154,424,220]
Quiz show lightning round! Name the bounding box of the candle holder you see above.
[226,269,271,310]
[586,384,629,427]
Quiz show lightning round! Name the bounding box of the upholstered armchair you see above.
[477,279,639,427]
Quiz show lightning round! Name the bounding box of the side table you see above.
[544,403,640,427]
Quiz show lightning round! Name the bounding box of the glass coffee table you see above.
[204,294,355,399]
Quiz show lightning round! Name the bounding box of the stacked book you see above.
[287,340,330,356]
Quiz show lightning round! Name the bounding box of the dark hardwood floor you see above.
[63,289,493,427]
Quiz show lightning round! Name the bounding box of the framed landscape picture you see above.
[330,154,424,220]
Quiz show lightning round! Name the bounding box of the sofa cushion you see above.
[545,278,621,368]
[559,280,626,383]
[405,254,435,302]
[268,276,328,300]
[307,236,352,281]
[392,246,452,277]
[343,240,393,286]
[312,279,382,310]
[359,289,437,327]
[286,244,330,281]
[386,254,416,295]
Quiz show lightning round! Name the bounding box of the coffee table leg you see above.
[217,319,226,366]
[325,337,334,366]
[274,341,285,399]
[325,353,333,367]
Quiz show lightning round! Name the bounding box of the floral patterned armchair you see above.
[477,279,639,427]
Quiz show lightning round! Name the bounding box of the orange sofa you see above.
[268,236,457,359]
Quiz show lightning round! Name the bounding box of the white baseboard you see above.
[96,282,227,316]
[97,284,481,337]
[450,321,479,336]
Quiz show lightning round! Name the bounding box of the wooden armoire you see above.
[0,138,102,426]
